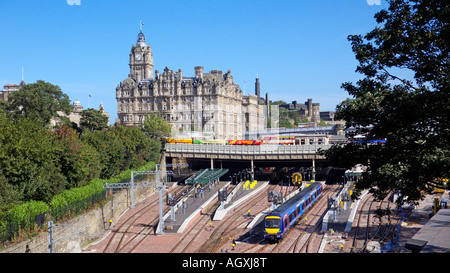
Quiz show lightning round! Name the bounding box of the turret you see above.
[255,77,260,98]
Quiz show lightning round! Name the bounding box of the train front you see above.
[263,215,282,241]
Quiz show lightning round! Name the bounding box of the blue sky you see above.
[0,0,385,124]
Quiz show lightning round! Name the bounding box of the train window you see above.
[284,218,288,228]
[302,203,305,210]
[289,213,294,223]
[265,218,281,228]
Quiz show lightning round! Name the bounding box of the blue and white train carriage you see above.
[263,182,323,241]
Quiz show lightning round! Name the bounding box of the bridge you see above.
[164,143,333,177]
[165,143,331,161]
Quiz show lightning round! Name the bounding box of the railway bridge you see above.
[164,143,333,180]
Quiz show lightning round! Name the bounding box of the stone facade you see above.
[280,99,321,123]
[50,99,110,127]
[116,29,265,140]
[0,83,21,101]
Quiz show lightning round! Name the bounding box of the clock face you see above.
[136,54,142,61]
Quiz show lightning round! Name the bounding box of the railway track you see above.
[169,185,235,253]
[349,192,374,253]
[349,191,397,253]
[102,184,191,253]
[247,184,340,253]
[193,184,279,253]
[355,193,400,253]
[288,185,341,253]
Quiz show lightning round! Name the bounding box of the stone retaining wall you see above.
[1,186,155,253]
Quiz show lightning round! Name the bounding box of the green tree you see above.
[0,110,66,203]
[79,108,108,132]
[4,80,72,126]
[111,125,156,170]
[81,129,125,178]
[51,125,102,188]
[142,113,172,140]
[279,119,294,128]
[321,0,450,205]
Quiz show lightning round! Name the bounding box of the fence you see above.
[0,189,107,244]
[0,213,47,243]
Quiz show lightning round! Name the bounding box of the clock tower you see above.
[129,28,154,81]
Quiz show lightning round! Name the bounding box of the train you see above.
[262,136,295,145]
[263,182,323,242]
[228,139,262,145]
[165,136,294,145]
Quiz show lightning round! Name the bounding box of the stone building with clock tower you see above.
[129,30,154,82]
[116,27,266,140]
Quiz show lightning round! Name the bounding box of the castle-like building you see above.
[116,28,266,140]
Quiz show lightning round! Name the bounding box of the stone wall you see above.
[1,186,156,253]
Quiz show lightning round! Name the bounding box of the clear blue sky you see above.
[0,0,385,124]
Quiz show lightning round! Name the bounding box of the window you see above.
[289,213,294,223]
[265,218,281,228]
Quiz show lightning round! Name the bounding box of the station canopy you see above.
[185,168,229,185]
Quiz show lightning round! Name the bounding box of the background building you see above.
[116,29,266,139]
[279,99,321,123]
[0,82,23,101]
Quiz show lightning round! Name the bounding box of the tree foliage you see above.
[79,108,108,132]
[321,0,450,205]
[111,125,160,170]
[0,81,162,219]
[3,80,72,126]
[142,113,172,140]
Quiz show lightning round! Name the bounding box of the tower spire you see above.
[20,66,25,86]
[137,21,146,47]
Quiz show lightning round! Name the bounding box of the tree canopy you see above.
[142,113,172,140]
[79,108,108,132]
[321,0,449,206]
[3,80,72,125]
[0,80,163,217]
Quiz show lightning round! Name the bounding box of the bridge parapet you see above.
[165,143,331,160]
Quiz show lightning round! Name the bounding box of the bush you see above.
[7,201,49,223]
[49,160,156,211]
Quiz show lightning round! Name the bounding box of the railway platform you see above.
[162,181,230,234]
[213,180,269,221]
[322,183,360,233]
[404,192,450,253]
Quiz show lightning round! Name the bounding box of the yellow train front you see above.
[263,182,323,242]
